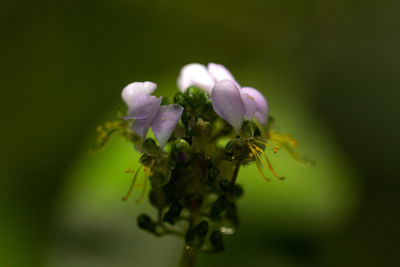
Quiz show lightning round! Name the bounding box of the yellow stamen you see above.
[136,172,148,203]
[248,144,271,182]
[253,145,285,181]
[254,139,280,154]
[269,133,298,147]
[122,165,142,201]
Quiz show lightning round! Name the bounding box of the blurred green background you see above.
[1,0,399,266]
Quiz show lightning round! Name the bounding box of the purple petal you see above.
[211,80,244,132]
[207,63,239,86]
[240,90,257,120]
[122,81,157,105]
[126,94,162,120]
[241,87,269,124]
[177,63,215,94]
[151,104,184,147]
[132,118,152,139]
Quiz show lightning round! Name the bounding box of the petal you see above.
[211,80,245,131]
[151,104,184,147]
[126,94,162,120]
[177,63,215,94]
[132,118,152,139]
[241,87,269,124]
[207,63,239,86]
[121,81,157,105]
[240,90,257,120]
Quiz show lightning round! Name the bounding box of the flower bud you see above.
[143,138,159,155]
[241,120,260,139]
[173,92,186,106]
[171,139,193,164]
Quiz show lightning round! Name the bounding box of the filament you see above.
[253,145,285,181]
[136,171,148,203]
[248,144,271,182]
[122,165,142,201]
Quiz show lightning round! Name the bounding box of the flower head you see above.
[122,81,183,147]
[178,63,268,127]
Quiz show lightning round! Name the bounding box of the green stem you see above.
[178,244,198,267]
[231,161,240,184]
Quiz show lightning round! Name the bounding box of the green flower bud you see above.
[139,154,153,166]
[241,120,260,139]
[181,111,192,124]
[171,139,193,164]
[143,138,159,155]
[174,92,186,106]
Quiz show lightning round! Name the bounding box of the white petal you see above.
[207,63,238,86]
[121,81,157,105]
[177,63,215,94]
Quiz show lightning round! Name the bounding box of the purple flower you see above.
[178,63,269,126]
[211,80,269,131]
[122,81,184,147]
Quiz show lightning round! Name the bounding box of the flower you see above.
[122,81,184,147]
[177,63,268,126]
[177,63,238,94]
[211,79,269,131]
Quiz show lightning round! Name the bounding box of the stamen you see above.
[253,145,285,181]
[269,133,298,147]
[136,172,148,203]
[122,165,142,201]
[248,144,271,182]
[254,139,280,154]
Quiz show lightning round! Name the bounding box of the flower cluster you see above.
[95,63,309,263]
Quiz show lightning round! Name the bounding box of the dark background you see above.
[1,0,399,266]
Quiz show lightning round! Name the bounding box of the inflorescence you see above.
[94,63,311,255]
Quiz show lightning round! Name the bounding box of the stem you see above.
[179,244,198,267]
[231,161,240,184]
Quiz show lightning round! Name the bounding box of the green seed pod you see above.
[137,214,156,233]
[210,195,230,219]
[163,202,183,225]
[219,180,243,198]
[206,165,219,185]
[193,220,208,237]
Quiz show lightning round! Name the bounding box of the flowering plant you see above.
[94,63,310,267]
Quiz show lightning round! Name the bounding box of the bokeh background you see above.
[1,0,399,266]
